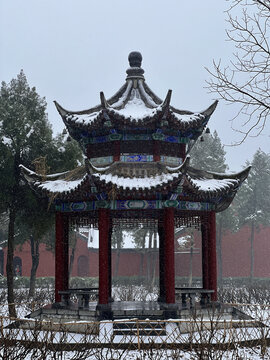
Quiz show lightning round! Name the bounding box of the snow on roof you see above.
[110,80,133,108]
[137,80,159,107]
[66,111,102,125]
[54,52,218,134]
[191,178,238,192]
[111,88,161,121]
[95,171,179,189]
[37,175,87,193]
[172,112,205,123]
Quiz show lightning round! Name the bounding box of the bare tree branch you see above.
[206,0,270,143]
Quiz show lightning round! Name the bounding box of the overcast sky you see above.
[0,0,269,171]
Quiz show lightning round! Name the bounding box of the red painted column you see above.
[180,144,186,161]
[108,225,112,300]
[98,208,110,304]
[164,207,175,304]
[55,212,69,303]
[86,144,92,159]
[153,140,161,162]
[201,219,209,291]
[208,211,217,301]
[158,223,165,302]
[113,141,120,162]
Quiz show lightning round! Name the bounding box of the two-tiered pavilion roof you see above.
[21,51,250,319]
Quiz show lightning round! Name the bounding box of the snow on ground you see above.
[1,304,270,359]
[1,286,270,359]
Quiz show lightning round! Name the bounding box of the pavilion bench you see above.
[175,288,214,308]
[59,288,98,308]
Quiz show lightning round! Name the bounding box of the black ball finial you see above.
[128,51,142,67]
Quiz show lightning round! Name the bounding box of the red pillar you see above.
[158,224,165,302]
[164,207,175,304]
[98,208,110,304]
[108,225,112,299]
[201,219,209,291]
[55,212,69,303]
[113,141,120,162]
[208,211,217,301]
[180,144,186,160]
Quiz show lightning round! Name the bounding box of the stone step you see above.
[113,329,167,336]
[113,321,166,336]
[113,321,166,329]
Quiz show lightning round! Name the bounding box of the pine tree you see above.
[0,72,84,304]
[235,149,270,281]
[49,131,83,173]
[0,71,55,315]
[189,130,228,173]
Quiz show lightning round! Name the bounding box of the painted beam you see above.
[55,200,215,212]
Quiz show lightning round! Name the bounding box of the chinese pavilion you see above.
[21,52,250,319]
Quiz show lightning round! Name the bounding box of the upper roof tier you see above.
[54,52,218,139]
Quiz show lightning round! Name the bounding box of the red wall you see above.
[2,226,270,279]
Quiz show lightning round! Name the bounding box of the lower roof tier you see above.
[20,158,250,213]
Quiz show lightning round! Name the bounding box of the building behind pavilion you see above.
[21,52,250,320]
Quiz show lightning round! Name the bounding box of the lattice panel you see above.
[174,211,209,230]
[67,209,210,230]
[69,213,98,229]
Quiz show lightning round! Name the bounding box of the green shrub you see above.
[35,277,54,288]
[69,277,98,288]
[14,276,30,288]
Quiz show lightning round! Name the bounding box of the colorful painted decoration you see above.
[90,156,113,166]
[120,155,153,162]
[123,134,152,141]
[85,133,189,144]
[55,200,214,212]
[160,156,183,166]
[152,133,165,141]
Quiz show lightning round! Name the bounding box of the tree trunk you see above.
[114,230,122,277]
[69,233,77,277]
[28,235,40,298]
[250,220,255,283]
[139,233,146,282]
[151,232,158,288]
[6,206,16,318]
[6,154,20,318]
[146,231,152,286]
[188,236,194,287]
[216,217,223,288]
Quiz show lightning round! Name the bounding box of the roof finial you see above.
[126,51,145,80]
[128,51,142,68]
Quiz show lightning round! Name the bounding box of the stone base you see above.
[27,301,253,322]
[96,304,113,320]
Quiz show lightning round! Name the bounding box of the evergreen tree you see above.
[235,149,270,281]
[189,130,228,173]
[0,71,55,315]
[49,131,83,173]
[0,72,83,304]
[16,192,54,297]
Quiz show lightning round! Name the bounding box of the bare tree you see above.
[206,0,270,143]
